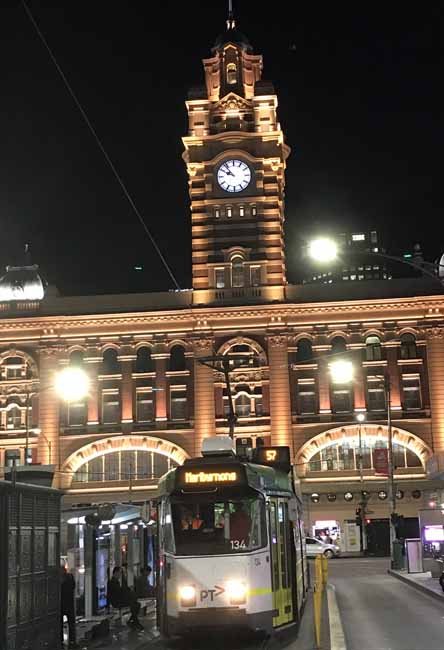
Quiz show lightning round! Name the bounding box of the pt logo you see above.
[200,585,225,602]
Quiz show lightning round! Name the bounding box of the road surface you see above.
[329,557,444,650]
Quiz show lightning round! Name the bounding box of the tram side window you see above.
[161,501,175,553]
[171,497,266,556]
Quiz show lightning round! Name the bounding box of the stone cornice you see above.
[1,294,444,340]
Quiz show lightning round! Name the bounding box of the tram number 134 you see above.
[231,539,246,550]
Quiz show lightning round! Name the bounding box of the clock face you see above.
[217,159,251,193]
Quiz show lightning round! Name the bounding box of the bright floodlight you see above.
[308,238,338,263]
[329,360,353,384]
[356,413,366,423]
[55,367,89,402]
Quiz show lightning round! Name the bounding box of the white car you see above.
[305,536,341,558]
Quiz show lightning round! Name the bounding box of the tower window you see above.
[226,207,232,218]
[227,63,237,85]
[232,256,245,288]
[215,268,225,289]
[215,207,220,219]
[239,206,245,217]
[251,206,257,216]
[250,267,261,286]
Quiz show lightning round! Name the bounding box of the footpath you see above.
[68,600,158,650]
[388,567,444,602]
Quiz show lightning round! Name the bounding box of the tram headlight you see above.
[178,585,196,607]
[226,580,247,605]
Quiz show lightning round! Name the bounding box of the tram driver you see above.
[229,502,252,545]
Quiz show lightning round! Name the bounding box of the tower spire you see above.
[227,0,235,30]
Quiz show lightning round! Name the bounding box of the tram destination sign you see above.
[176,464,247,489]
[253,446,291,472]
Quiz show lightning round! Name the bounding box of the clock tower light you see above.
[183,9,290,304]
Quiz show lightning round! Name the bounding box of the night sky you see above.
[0,2,442,295]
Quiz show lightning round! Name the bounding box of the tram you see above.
[156,436,307,636]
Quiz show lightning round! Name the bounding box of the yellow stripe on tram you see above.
[248,587,272,597]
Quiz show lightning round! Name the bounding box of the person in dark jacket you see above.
[60,566,79,649]
[135,566,155,598]
[107,566,143,630]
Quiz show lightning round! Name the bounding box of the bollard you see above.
[321,554,328,587]
[313,555,329,648]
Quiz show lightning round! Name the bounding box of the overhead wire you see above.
[21,1,182,292]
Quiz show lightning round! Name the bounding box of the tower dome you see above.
[0,246,45,301]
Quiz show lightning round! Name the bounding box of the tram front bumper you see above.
[169,608,272,634]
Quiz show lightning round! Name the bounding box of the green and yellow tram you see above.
[156,436,307,636]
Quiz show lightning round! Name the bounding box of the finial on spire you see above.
[227,0,235,30]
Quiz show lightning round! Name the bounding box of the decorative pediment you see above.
[215,92,252,113]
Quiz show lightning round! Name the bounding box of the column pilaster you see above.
[192,338,215,457]
[268,335,292,452]
[353,350,366,411]
[37,346,60,468]
[317,352,331,416]
[426,328,444,451]
[386,346,401,410]
[84,348,101,429]
[152,342,169,425]
[118,349,136,425]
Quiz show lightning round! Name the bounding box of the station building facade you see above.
[1,20,444,552]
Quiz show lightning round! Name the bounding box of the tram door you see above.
[269,499,293,627]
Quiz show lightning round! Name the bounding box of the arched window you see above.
[6,405,23,430]
[69,350,84,366]
[227,62,237,85]
[1,356,28,380]
[135,347,154,373]
[400,333,417,360]
[365,336,382,361]
[72,449,179,484]
[235,393,251,417]
[308,437,423,472]
[231,256,245,288]
[331,336,347,355]
[296,338,313,362]
[102,348,120,375]
[225,343,263,368]
[170,345,186,372]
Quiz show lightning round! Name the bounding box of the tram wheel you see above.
[439,573,444,593]
[324,549,334,559]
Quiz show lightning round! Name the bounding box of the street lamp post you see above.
[384,373,398,568]
[355,413,367,555]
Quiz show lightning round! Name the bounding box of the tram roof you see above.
[158,456,294,498]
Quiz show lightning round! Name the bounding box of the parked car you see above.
[305,536,341,558]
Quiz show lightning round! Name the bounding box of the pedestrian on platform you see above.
[60,566,79,649]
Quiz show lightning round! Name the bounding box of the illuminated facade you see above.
[1,19,444,544]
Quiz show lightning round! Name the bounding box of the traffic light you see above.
[355,507,362,526]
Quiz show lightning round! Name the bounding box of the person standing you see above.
[60,566,79,649]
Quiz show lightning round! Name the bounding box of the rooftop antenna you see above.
[227,0,235,29]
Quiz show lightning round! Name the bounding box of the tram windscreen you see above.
[171,496,267,555]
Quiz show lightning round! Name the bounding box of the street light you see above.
[308,238,338,263]
[306,236,444,285]
[24,366,90,465]
[328,359,353,384]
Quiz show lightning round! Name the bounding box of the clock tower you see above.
[183,11,290,304]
